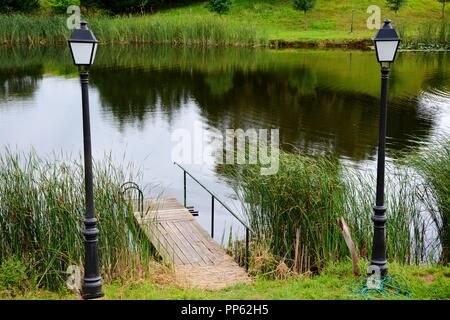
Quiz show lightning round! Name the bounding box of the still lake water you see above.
[0,46,449,240]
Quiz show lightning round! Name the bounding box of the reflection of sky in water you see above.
[0,48,449,242]
[418,89,450,137]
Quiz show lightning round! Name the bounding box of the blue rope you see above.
[352,274,411,300]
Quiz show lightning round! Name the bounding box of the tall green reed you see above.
[0,149,152,291]
[398,21,449,49]
[226,150,440,276]
[344,164,431,266]
[409,139,450,264]
[226,153,348,274]
[0,14,266,46]
[0,14,68,44]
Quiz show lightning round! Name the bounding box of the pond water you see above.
[0,46,449,241]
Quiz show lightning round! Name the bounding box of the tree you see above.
[293,0,316,15]
[0,0,39,13]
[93,0,162,14]
[385,0,408,14]
[48,0,80,13]
[437,0,449,18]
[79,1,204,14]
[208,0,232,14]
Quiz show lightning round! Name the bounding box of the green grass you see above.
[7,262,450,300]
[0,0,449,47]
[0,149,152,294]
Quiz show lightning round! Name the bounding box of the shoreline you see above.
[1,40,449,52]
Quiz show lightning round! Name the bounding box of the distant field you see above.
[158,0,449,44]
[0,0,448,47]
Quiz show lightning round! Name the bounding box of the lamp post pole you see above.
[369,18,400,278]
[80,69,104,299]
[68,21,103,299]
[370,65,390,277]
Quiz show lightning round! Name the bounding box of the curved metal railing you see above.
[121,181,144,218]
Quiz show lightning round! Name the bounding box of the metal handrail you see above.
[121,181,144,218]
[174,162,252,271]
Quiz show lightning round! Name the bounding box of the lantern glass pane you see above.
[376,41,399,62]
[91,42,98,64]
[70,42,94,65]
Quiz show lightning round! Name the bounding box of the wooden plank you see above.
[145,197,184,211]
[134,196,251,289]
[191,220,225,258]
[183,221,220,260]
[176,222,216,264]
[158,222,190,265]
[137,218,179,264]
[172,221,216,265]
[135,197,237,266]
[338,217,360,276]
[150,213,193,222]
[163,222,203,266]
[161,221,197,265]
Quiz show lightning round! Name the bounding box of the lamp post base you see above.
[369,205,388,277]
[82,277,104,300]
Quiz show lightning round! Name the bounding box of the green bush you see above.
[208,0,232,14]
[293,0,316,14]
[78,0,204,14]
[48,0,80,14]
[0,0,39,13]
[94,0,158,14]
[385,0,408,13]
[0,257,29,296]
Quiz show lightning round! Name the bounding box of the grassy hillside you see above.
[162,0,449,42]
[0,0,448,47]
[156,0,450,48]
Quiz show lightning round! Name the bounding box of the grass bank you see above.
[0,149,152,295]
[5,262,450,300]
[225,140,450,275]
[0,0,448,48]
[0,145,448,299]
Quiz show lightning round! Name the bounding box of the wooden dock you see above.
[134,196,251,289]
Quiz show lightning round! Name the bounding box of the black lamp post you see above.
[68,21,103,299]
[370,19,401,277]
